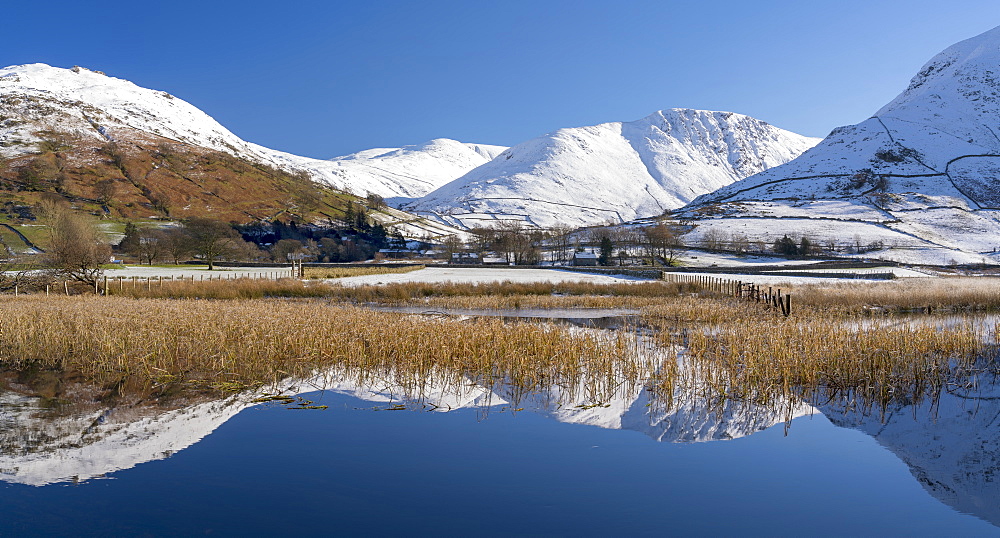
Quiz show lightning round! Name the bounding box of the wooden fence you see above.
[101,270,295,295]
[7,270,297,297]
[663,273,791,316]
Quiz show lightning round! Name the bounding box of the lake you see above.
[1,362,998,536]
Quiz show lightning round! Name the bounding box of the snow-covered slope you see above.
[0,64,259,159]
[679,26,1000,264]
[0,63,500,200]
[263,138,506,198]
[406,109,819,229]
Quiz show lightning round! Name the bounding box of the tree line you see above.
[0,197,398,292]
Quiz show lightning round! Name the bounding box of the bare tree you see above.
[43,208,111,285]
[491,221,519,264]
[442,234,463,262]
[491,221,542,265]
[136,229,168,265]
[183,217,243,270]
[95,179,118,206]
[701,227,725,251]
[610,228,641,264]
[730,232,750,254]
[161,227,193,265]
[235,240,266,262]
[642,223,684,266]
[466,226,494,255]
[120,223,168,265]
[548,224,575,263]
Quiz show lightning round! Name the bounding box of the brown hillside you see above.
[0,127,353,224]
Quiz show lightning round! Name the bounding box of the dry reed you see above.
[303,265,424,279]
[109,278,709,307]
[0,296,649,402]
[790,277,1000,313]
[653,303,990,415]
[109,278,331,299]
[7,273,1000,418]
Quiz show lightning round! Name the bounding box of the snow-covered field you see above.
[101,263,935,287]
[102,265,647,284]
[677,250,824,268]
[327,266,649,287]
[664,268,928,286]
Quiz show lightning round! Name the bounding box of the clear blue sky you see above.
[4,1,999,158]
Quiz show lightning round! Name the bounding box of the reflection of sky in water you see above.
[1,384,998,536]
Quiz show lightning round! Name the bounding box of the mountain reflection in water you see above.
[1,360,999,529]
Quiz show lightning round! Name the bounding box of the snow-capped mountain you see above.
[405,109,819,229]
[0,63,500,200]
[679,25,1000,264]
[301,138,506,199]
[0,64,260,160]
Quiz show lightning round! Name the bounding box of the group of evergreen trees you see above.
[772,235,814,257]
[119,214,398,266]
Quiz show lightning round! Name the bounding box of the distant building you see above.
[573,251,599,266]
[450,252,481,264]
[377,248,418,260]
[481,253,509,265]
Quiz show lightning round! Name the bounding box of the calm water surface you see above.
[2,366,999,536]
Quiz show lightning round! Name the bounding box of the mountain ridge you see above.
[406,108,819,229]
[678,25,1000,264]
[0,63,470,234]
